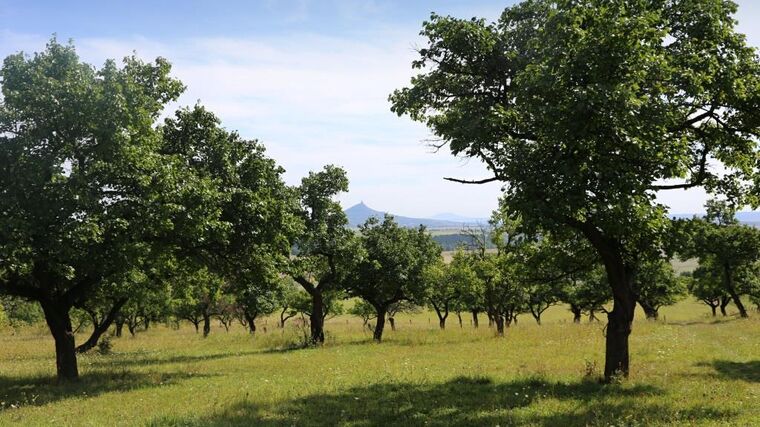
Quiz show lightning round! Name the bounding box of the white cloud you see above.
[2,0,758,218]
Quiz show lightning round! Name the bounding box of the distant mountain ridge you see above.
[345,203,760,230]
[344,202,485,229]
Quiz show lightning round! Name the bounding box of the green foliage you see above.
[348,215,441,309]
[634,257,686,317]
[0,296,44,327]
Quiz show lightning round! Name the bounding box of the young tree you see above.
[233,276,289,335]
[562,268,610,323]
[424,260,456,329]
[288,166,355,345]
[688,265,728,316]
[346,216,440,342]
[633,257,685,320]
[675,205,760,318]
[391,0,760,379]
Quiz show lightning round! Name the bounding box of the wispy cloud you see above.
[2,0,759,217]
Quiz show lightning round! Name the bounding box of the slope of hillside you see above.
[344,202,473,229]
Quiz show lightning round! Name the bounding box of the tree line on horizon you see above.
[2,0,760,386]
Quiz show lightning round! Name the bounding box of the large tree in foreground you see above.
[391,0,760,380]
[0,41,187,380]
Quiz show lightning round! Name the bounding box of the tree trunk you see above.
[472,310,479,328]
[720,296,729,316]
[244,312,257,335]
[570,305,582,323]
[638,300,659,321]
[310,291,325,344]
[373,306,386,342]
[710,304,717,317]
[494,315,504,337]
[589,310,598,322]
[723,265,748,318]
[127,321,136,337]
[115,318,124,337]
[76,298,127,353]
[457,312,463,328]
[531,310,542,325]
[203,313,211,337]
[601,257,637,381]
[40,300,79,381]
[433,306,448,330]
[144,317,150,331]
[388,317,396,331]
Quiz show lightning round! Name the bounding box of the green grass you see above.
[0,300,758,426]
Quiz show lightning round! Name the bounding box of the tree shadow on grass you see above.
[87,350,260,368]
[0,370,213,411]
[696,360,760,383]
[147,376,736,427]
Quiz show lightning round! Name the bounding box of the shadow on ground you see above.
[696,360,760,383]
[0,370,212,411]
[147,376,735,427]
[87,350,260,368]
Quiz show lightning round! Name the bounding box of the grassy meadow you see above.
[1,299,758,426]
[0,301,760,426]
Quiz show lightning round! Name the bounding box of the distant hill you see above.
[431,212,490,223]
[344,202,483,229]
[671,211,760,227]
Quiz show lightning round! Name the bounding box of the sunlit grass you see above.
[0,300,757,426]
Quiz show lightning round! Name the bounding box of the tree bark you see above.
[115,318,124,337]
[723,264,748,318]
[40,300,79,381]
[309,290,325,344]
[720,296,729,316]
[601,256,636,381]
[373,306,386,342]
[710,304,717,316]
[638,300,659,321]
[457,312,463,328]
[203,313,211,337]
[570,305,582,323]
[76,298,127,353]
[244,312,257,335]
[494,315,505,337]
[388,316,396,331]
[471,310,479,328]
[433,305,448,329]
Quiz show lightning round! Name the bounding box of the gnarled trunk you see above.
[202,313,211,337]
[638,300,659,321]
[40,300,78,381]
[602,256,636,381]
[570,304,582,323]
[494,315,505,336]
[76,298,128,353]
[723,265,748,318]
[244,312,257,335]
[373,306,386,342]
[310,291,325,344]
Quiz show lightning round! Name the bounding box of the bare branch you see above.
[444,176,500,185]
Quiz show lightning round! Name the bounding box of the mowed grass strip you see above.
[0,300,757,426]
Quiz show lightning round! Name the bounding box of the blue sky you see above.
[1,0,759,218]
